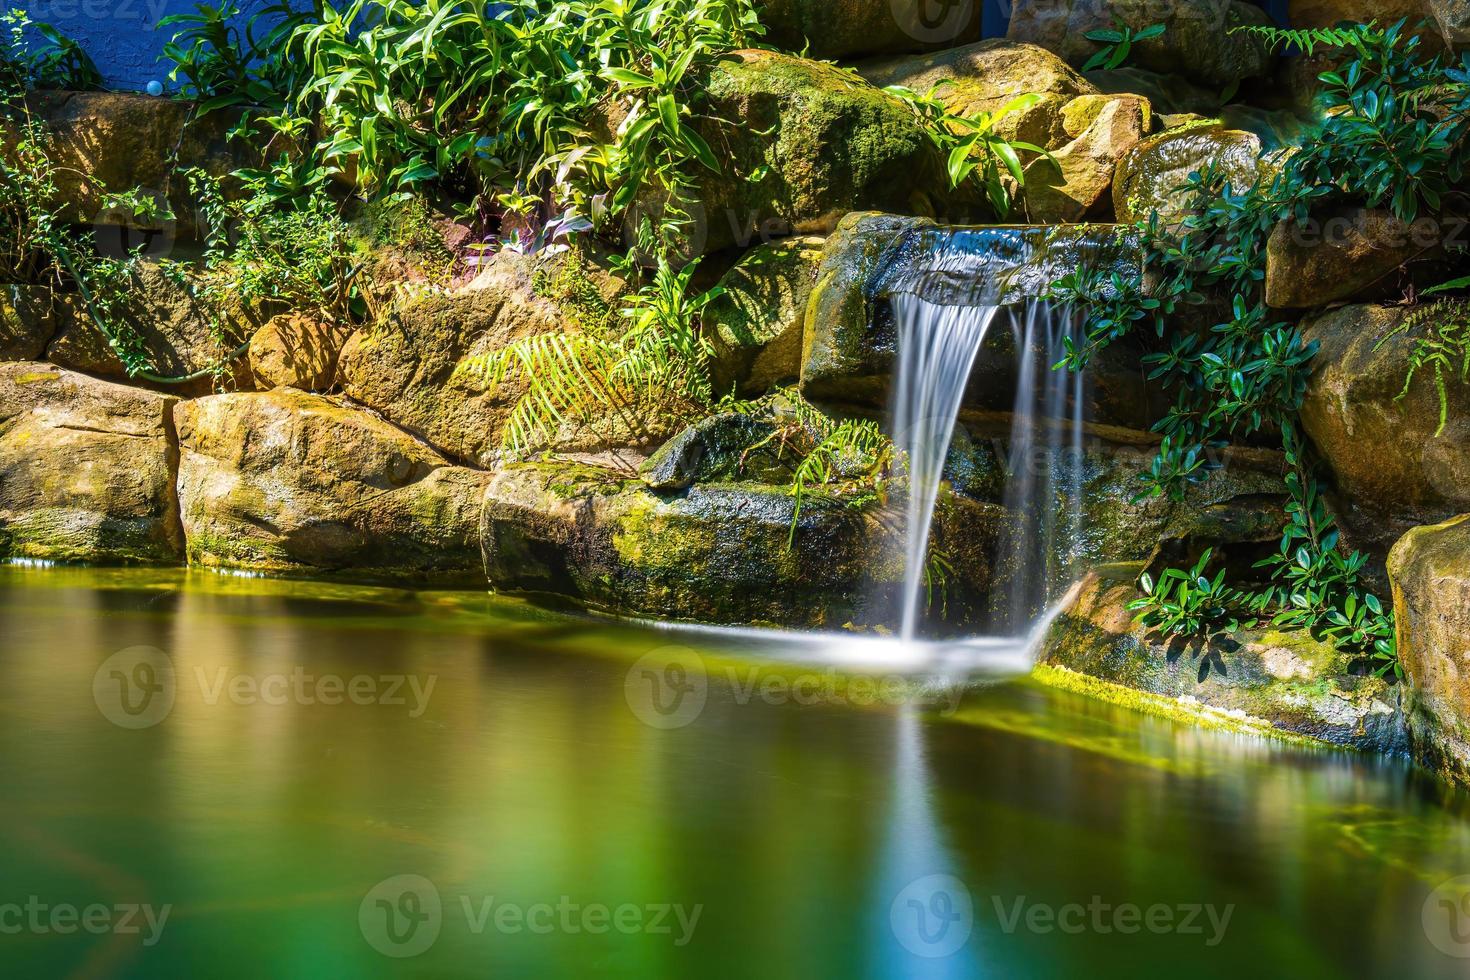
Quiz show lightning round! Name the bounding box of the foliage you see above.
[187,164,362,325]
[884,84,1046,219]
[1128,548,1242,638]
[1375,298,1470,437]
[454,255,720,457]
[0,8,100,91]
[1082,19,1165,72]
[1051,19,1466,673]
[159,1,313,113]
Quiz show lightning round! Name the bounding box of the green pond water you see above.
[2,565,1469,979]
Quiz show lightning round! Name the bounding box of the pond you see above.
[1,565,1466,978]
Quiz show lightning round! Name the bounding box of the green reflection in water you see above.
[0,565,1468,979]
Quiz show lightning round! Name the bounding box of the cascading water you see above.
[890,297,1001,642]
[881,228,1095,642]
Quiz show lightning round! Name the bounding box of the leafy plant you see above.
[1051,20,1458,674]
[884,84,1046,219]
[1128,549,1241,638]
[1082,19,1165,72]
[0,8,100,91]
[1375,298,1470,437]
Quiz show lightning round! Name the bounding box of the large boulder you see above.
[4,91,267,232]
[856,40,1099,149]
[760,0,980,61]
[338,248,655,467]
[1300,303,1470,560]
[481,460,1002,630]
[1265,207,1443,309]
[0,363,182,562]
[46,259,265,394]
[1389,515,1470,783]
[705,236,823,396]
[1008,0,1275,89]
[690,51,948,252]
[0,286,56,360]
[1020,94,1153,222]
[1114,124,1267,225]
[1040,571,1407,752]
[798,212,1162,428]
[174,388,490,581]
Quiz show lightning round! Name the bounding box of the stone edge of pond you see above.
[1028,663,1333,750]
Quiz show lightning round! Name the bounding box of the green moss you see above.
[1029,663,1327,747]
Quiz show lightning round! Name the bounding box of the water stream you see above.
[888,261,1086,642]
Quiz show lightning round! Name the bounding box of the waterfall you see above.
[889,296,1086,642]
[890,297,1001,642]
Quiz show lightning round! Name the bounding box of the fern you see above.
[1376,298,1470,437]
[1234,21,1383,56]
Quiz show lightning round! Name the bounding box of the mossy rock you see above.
[1389,515,1470,785]
[175,388,489,582]
[1265,206,1445,309]
[689,51,949,253]
[705,236,823,396]
[857,40,1099,149]
[1113,124,1266,225]
[1300,303,1470,563]
[46,258,266,395]
[1038,571,1407,752]
[481,459,1003,630]
[0,362,182,563]
[0,285,56,361]
[337,247,665,466]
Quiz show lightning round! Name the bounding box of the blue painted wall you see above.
[42,0,1287,92]
[29,0,275,91]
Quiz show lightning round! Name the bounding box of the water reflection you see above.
[0,567,1467,978]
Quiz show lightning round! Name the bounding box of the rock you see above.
[1433,0,1470,46]
[691,51,948,252]
[639,413,789,491]
[1389,515,1470,782]
[1289,1,1446,49]
[338,248,654,467]
[1040,571,1408,752]
[248,313,353,392]
[705,237,822,396]
[1113,124,1266,225]
[481,460,1000,629]
[46,259,265,394]
[1266,207,1443,309]
[174,388,489,581]
[0,285,56,360]
[1300,303,1470,560]
[857,40,1099,149]
[1085,66,1223,116]
[947,419,1286,606]
[4,91,268,232]
[1021,94,1152,222]
[0,362,181,562]
[1008,0,1275,89]
[798,212,1161,428]
[760,0,980,61]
